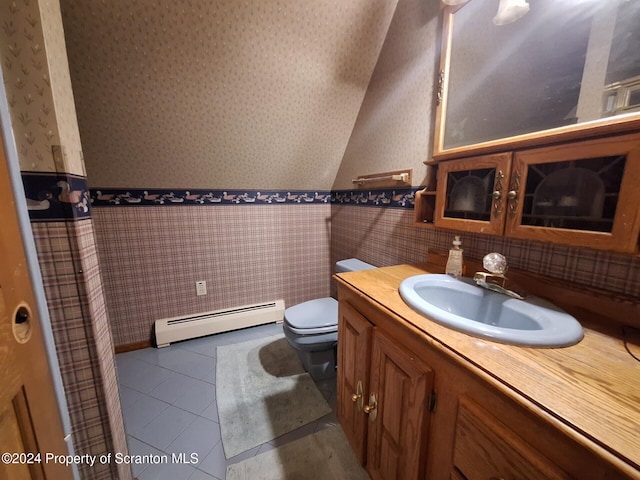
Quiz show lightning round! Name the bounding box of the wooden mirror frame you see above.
[432,5,640,163]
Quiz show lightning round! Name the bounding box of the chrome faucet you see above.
[473,253,525,300]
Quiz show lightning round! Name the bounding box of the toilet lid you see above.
[284,297,338,335]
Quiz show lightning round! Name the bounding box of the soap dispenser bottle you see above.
[445,236,464,277]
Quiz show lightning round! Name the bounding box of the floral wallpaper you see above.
[0,0,83,175]
[60,0,399,190]
[333,0,440,190]
[1,0,60,172]
[38,0,84,175]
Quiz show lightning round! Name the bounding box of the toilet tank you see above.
[335,258,376,273]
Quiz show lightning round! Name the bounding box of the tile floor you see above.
[116,322,338,480]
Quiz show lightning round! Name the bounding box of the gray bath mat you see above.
[226,426,368,480]
[216,334,332,458]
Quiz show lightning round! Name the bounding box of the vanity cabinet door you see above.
[453,397,572,480]
[432,133,640,252]
[435,153,512,235]
[337,298,435,480]
[366,330,434,480]
[505,133,640,252]
[337,300,373,464]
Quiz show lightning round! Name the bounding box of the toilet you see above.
[283,258,376,380]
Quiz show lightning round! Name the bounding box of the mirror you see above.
[435,0,640,157]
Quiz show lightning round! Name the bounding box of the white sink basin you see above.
[399,274,583,347]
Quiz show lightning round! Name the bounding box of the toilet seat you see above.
[283,297,338,335]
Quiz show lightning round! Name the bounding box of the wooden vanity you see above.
[335,259,640,480]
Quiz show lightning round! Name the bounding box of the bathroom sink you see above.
[399,274,583,347]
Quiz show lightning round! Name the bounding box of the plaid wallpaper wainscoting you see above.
[92,201,332,346]
[32,220,130,480]
[95,187,640,349]
[330,205,640,299]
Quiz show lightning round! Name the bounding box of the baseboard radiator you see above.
[154,299,285,348]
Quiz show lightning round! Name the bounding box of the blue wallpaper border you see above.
[21,171,91,222]
[18,173,422,222]
[332,188,417,208]
[89,188,332,206]
[89,187,420,208]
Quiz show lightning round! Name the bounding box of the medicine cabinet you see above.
[416,133,640,253]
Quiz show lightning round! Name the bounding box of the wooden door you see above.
[337,300,373,465]
[505,132,640,253]
[366,330,434,480]
[0,134,73,479]
[435,153,512,235]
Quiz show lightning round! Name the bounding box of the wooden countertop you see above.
[335,263,640,475]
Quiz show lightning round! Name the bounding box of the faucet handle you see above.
[483,252,508,275]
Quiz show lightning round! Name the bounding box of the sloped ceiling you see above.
[61,0,398,189]
[333,0,439,190]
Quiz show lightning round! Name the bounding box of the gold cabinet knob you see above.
[506,189,519,217]
[353,380,364,410]
[363,393,378,421]
[492,190,501,200]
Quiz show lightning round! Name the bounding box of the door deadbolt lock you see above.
[12,304,32,343]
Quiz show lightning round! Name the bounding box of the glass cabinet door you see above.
[435,153,512,235]
[506,133,640,252]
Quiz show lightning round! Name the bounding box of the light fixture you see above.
[441,0,531,25]
[493,0,530,25]
[441,0,469,5]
